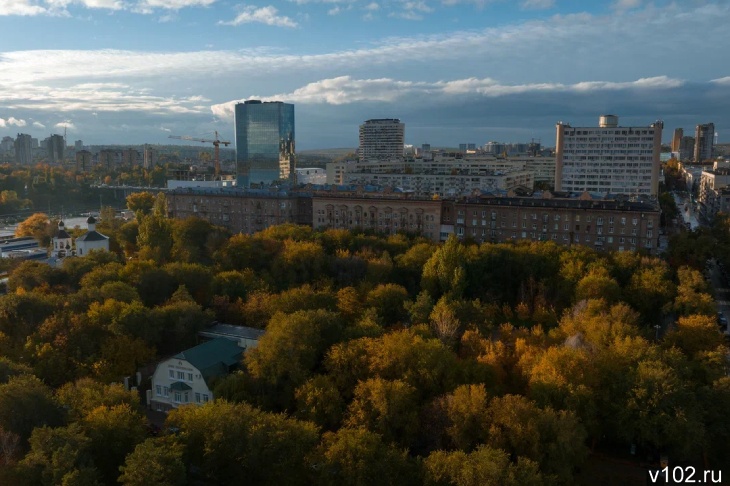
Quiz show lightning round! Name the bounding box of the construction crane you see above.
[168,131,231,178]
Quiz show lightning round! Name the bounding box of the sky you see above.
[1,0,730,150]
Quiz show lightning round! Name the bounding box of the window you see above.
[163,387,169,397]
[187,373,193,382]
[195,393,201,403]
[184,392,189,403]
[177,371,184,380]
[169,370,174,379]
[202,394,209,403]
[156,385,162,396]
[174,392,181,403]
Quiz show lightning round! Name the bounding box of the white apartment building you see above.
[555,115,663,197]
[698,161,730,222]
[326,156,534,197]
[358,119,405,162]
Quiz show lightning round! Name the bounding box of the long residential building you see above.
[555,115,663,196]
[167,185,660,254]
[325,154,555,197]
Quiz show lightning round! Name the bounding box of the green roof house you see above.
[148,337,242,412]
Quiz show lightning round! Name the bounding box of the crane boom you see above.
[168,130,230,177]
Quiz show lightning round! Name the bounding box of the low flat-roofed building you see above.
[198,322,265,351]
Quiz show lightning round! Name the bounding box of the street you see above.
[672,192,700,230]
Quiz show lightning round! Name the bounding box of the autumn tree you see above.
[118,438,186,486]
[15,213,54,247]
[315,428,418,486]
[424,446,544,486]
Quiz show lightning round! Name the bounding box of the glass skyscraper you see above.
[234,100,295,188]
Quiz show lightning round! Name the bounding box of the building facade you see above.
[555,115,663,196]
[442,192,660,253]
[148,338,242,412]
[326,154,552,196]
[234,100,295,188]
[698,162,730,222]
[358,119,404,162]
[167,186,661,254]
[46,134,65,164]
[694,123,715,163]
[312,193,442,242]
[14,133,33,165]
[166,188,311,234]
[76,150,92,172]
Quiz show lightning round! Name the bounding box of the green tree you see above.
[56,378,140,421]
[344,378,420,448]
[422,235,466,299]
[125,192,156,217]
[294,375,345,431]
[424,446,543,486]
[246,310,343,410]
[0,375,62,443]
[167,400,319,485]
[80,404,147,484]
[316,428,418,486]
[118,438,186,486]
[17,424,101,486]
[365,283,409,326]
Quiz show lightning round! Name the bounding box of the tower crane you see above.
[168,131,231,178]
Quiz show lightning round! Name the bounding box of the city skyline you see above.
[1,1,730,148]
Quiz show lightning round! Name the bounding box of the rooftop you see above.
[173,337,242,385]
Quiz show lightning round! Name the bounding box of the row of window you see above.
[169,370,194,382]
[156,385,209,404]
[454,227,650,247]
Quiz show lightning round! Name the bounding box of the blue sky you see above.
[1,0,730,149]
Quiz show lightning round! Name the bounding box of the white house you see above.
[74,216,109,256]
[148,337,242,412]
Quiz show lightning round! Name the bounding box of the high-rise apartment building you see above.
[671,128,683,153]
[47,134,65,163]
[679,136,695,161]
[234,100,295,188]
[14,133,33,165]
[555,115,663,197]
[76,150,92,171]
[694,123,715,162]
[358,119,404,162]
[74,140,84,151]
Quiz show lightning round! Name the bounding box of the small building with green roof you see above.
[148,337,242,412]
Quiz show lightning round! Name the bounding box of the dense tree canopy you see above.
[0,211,727,483]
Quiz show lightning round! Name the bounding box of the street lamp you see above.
[654,324,661,341]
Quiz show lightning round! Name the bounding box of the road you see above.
[672,192,700,230]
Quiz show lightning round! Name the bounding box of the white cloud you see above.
[0,117,27,127]
[135,0,214,13]
[220,5,298,27]
[0,0,49,15]
[54,120,75,130]
[32,121,46,129]
[521,0,553,9]
[710,76,730,86]
[210,75,688,117]
[613,0,641,10]
[363,1,378,9]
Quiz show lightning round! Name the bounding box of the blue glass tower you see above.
[234,100,295,188]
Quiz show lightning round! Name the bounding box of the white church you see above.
[52,216,109,258]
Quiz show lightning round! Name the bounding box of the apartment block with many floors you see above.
[555,115,662,197]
